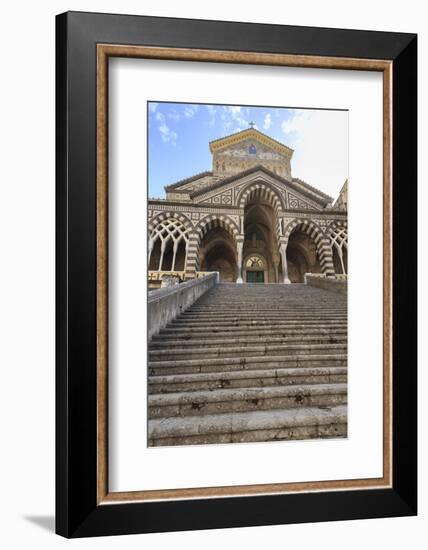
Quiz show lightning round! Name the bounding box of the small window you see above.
[246,256,264,269]
[249,144,257,155]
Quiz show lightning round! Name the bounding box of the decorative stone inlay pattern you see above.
[148,128,347,282]
[148,211,194,233]
[287,191,321,211]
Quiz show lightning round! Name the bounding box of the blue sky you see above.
[148,102,348,200]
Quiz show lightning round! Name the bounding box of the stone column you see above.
[280,242,291,283]
[171,241,178,272]
[337,247,346,275]
[147,238,154,268]
[319,240,336,279]
[158,241,166,271]
[272,250,280,283]
[236,241,244,284]
[184,232,199,280]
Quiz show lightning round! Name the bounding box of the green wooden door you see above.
[246,271,264,283]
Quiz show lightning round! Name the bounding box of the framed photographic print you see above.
[56,11,417,538]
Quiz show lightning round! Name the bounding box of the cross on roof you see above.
[248,121,255,128]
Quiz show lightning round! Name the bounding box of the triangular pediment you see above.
[164,171,214,192]
[209,128,293,158]
[191,166,330,210]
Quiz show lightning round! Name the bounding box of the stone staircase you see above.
[148,283,347,446]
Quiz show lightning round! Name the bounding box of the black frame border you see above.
[56,11,417,538]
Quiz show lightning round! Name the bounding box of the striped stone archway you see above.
[283,218,335,279]
[237,181,285,212]
[148,211,193,234]
[237,180,285,254]
[195,215,241,281]
[195,214,240,243]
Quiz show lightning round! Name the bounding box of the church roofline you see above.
[189,164,333,205]
[164,170,212,191]
[209,127,294,157]
[291,177,334,202]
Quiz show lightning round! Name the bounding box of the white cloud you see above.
[166,109,180,122]
[228,106,241,116]
[148,102,158,113]
[184,105,198,118]
[221,106,248,132]
[263,113,272,130]
[281,109,348,200]
[205,105,217,126]
[155,112,178,146]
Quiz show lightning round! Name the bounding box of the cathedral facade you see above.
[148,127,347,288]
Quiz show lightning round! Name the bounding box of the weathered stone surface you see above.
[305,273,348,294]
[148,405,347,446]
[148,283,347,445]
[148,272,218,340]
[160,275,180,288]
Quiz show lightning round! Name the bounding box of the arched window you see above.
[329,227,348,275]
[249,144,257,155]
[148,218,188,272]
[245,255,264,269]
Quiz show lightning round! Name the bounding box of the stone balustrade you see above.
[148,272,219,340]
[305,273,347,294]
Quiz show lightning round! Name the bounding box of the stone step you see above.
[159,325,347,338]
[148,366,347,393]
[179,313,348,321]
[148,283,347,445]
[191,300,347,311]
[168,319,348,329]
[148,405,347,446]
[149,343,347,361]
[195,304,346,310]
[149,353,346,376]
[199,298,341,303]
[149,334,347,349]
[148,383,347,418]
[197,296,345,303]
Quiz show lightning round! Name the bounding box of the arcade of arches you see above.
[148,205,347,286]
[148,127,347,288]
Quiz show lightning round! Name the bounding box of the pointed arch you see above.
[148,216,190,272]
[237,180,286,212]
[283,218,335,278]
[284,218,325,246]
[195,214,240,244]
[148,211,193,235]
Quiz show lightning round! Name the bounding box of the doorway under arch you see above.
[199,227,238,282]
[244,254,267,283]
[283,230,322,283]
